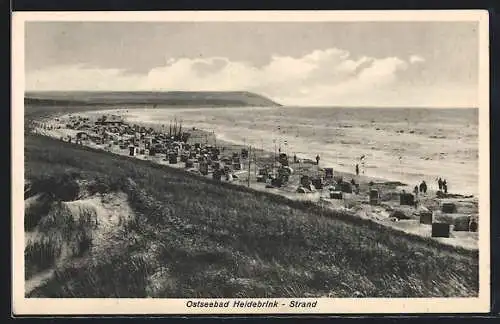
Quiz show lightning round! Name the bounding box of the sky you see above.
[25,21,479,107]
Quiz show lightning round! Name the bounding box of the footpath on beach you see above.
[28,112,479,251]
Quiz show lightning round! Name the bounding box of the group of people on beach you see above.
[437,177,448,193]
[414,181,427,196]
[413,178,449,197]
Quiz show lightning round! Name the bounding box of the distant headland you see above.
[24,91,283,108]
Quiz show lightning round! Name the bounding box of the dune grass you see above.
[25,199,96,280]
[23,134,479,298]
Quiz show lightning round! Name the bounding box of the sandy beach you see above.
[110,107,479,197]
[30,109,479,251]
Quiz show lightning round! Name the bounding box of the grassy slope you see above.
[24,134,479,298]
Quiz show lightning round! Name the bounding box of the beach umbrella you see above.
[359,155,366,175]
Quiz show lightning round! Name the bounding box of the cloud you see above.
[26,49,442,106]
[26,64,142,91]
[409,55,425,64]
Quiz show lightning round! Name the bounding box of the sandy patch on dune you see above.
[64,192,132,226]
[24,191,135,295]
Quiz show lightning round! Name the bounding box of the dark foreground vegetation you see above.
[24,134,479,298]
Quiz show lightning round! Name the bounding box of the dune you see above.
[23,134,479,298]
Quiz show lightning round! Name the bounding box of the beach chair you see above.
[340,181,353,194]
[212,161,221,170]
[469,216,478,232]
[185,159,195,168]
[300,175,312,187]
[271,177,283,188]
[399,192,415,206]
[369,189,380,205]
[311,177,324,190]
[212,169,222,181]
[333,175,343,184]
[330,191,343,200]
[431,222,450,238]
[324,168,334,179]
[278,153,289,166]
[441,202,457,213]
[419,211,433,224]
[199,162,209,175]
[223,165,232,175]
[450,215,474,231]
[168,153,178,164]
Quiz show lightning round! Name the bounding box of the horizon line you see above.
[24,90,477,109]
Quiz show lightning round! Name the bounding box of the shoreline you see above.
[33,110,420,190]
[89,107,478,197]
[85,109,415,188]
[28,110,479,251]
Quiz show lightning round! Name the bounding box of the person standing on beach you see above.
[443,179,448,194]
[293,154,297,163]
[419,181,427,194]
[355,164,359,176]
[414,185,419,197]
[316,154,320,166]
[438,178,443,191]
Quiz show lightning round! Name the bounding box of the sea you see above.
[99,106,479,196]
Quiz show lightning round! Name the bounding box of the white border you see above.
[12,10,491,315]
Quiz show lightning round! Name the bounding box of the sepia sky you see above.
[25,21,479,107]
